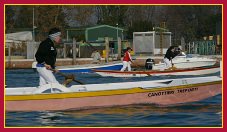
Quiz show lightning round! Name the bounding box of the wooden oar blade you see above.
[62,79,73,86]
[55,70,85,85]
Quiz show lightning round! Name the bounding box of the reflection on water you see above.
[6,98,222,127]
[63,103,221,118]
[38,112,67,126]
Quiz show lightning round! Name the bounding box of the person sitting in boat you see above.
[121,47,133,71]
[163,46,180,70]
[35,27,61,86]
[91,50,101,64]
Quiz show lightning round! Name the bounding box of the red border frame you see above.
[1,0,225,131]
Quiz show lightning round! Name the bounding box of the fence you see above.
[186,40,221,55]
[5,37,124,62]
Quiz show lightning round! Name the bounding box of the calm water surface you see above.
[5,69,222,127]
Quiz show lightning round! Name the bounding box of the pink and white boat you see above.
[93,65,220,77]
[5,76,222,111]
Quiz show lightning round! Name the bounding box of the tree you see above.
[158,5,222,43]
[126,20,154,39]
[14,6,33,29]
[5,5,222,43]
[5,5,15,32]
[64,6,96,27]
[124,6,155,39]
[95,5,128,27]
[35,5,66,40]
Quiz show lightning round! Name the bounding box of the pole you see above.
[67,30,69,41]
[117,37,121,60]
[160,31,163,55]
[121,30,123,40]
[73,38,77,65]
[63,43,66,58]
[8,44,11,68]
[105,37,109,63]
[33,7,35,41]
[189,42,191,54]
[116,23,119,41]
[32,7,36,60]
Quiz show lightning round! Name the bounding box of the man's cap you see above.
[49,28,61,38]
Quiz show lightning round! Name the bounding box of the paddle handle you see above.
[56,71,67,78]
[170,57,174,67]
[73,79,84,85]
[50,69,67,77]
[52,69,85,85]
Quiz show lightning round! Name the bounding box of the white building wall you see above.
[133,31,171,55]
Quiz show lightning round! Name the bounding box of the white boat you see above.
[152,55,217,70]
[5,76,222,111]
[93,65,220,77]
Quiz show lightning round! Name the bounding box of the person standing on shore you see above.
[35,27,61,86]
[121,47,133,71]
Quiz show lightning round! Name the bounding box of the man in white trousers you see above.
[163,46,180,70]
[121,47,133,71]
[35,27,61,86]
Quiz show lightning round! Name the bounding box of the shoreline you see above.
[5,55,222,69]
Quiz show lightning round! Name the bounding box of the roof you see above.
[6,31,33,41]
[86,25,124,31]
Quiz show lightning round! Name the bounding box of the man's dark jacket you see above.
[35,38,57,69]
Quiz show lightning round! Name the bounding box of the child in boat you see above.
[121,47,133,71]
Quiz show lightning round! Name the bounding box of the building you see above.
[85,25,124,42]
[133,31,172,55]
[66,25,124,42]
[66,25,125,58]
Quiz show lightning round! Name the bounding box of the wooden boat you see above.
[5,76,222,111]
[152,56,217,70]
[93,65,220,77]
[57,61,123,73]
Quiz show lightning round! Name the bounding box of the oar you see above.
[51,69,85,85]
[169,58,177,70]
[132,62,140,71]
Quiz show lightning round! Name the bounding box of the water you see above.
[5,69,222,127]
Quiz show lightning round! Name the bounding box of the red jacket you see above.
[123,51,132,62]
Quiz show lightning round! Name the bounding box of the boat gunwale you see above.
[93,65,220,74]
[58,63,123,70]
[5,80,222,101]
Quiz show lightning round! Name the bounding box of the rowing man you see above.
[163,46,180,70]
[35,27,61,86]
